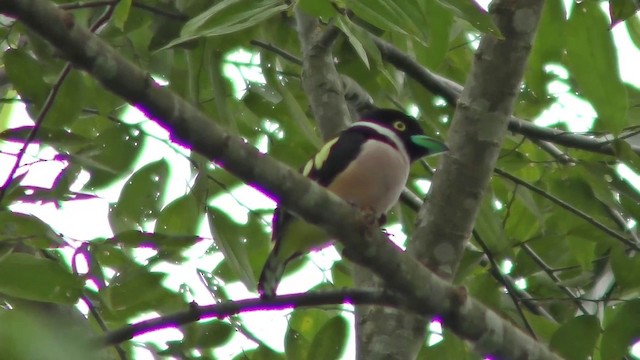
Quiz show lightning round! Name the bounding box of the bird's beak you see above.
[411,135,448,155]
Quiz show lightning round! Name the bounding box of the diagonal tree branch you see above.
[372,36,640,157]
[295,7,350,140]
[0,1,564,358]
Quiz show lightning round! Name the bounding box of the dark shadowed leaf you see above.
[550,315,601,360]
[600,299,640,360]
[207,206,257,289]
[307,315,349,360]
[155,194,201,236]
[0,211,64,248]
[183,320,235,349]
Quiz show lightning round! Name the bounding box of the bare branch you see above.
[295,7,350,139]
[101,290,397,347]
[372,36,640,157]
[494,168,639,251]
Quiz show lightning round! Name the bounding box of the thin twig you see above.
[0,65,72,205]
[371,35,640,157]
[521,244,591,314]
[250,39,302,65]
[101,290,398,347]
[473,230,540,337]
[495,168,640,251]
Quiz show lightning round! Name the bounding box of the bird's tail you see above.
[257,252,286,298]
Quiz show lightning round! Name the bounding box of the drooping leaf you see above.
[207,206,257,289]
[0,253,82,304]
[108,159,169,233]
[307,315,349,360]
[608,0,640,27]
[600,299,640,360]
[154,194,201,236]
[436,0,501,37]
[164,0,290,49]
[566,1,628,135]
[550,315,601,360]
[81,124,145,190]
[0,210,63,247]
[183,320,235,350]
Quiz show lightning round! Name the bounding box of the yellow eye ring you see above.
[393,121,407,131]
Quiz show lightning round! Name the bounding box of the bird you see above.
[257,108,448,298]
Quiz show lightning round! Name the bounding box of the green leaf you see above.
[525,0,565,97]
[298,0,335,18]
[0,253,82,304]
[626,14,640,50]
[565,235,595,271]
[113,230,200,251]
[0,126,90,150]
[307,315,349,360]
[232,345,284,360]
[600,299,640,360]
[81,124,145,190]
[566,1,628,135]
[45,65,87,129]
[436,0,501,37]
[0,211,64,248]
[550,315,601,360]
[610,246,640,290]
[330,260,353,288]
[165,0,290,49]
[113,0,132,30]
[3,49,49,108]
[608,0,639,27]
[102,265,183,316]
[418,0,454,69]
[336,18,370,69]
[613,138,640,174]
[0,310,97,360]
[155,194,201,236]
[473,194,509,256]
[342,0,409,35]
[183,320,234,349]
[285,327,311,360]
[207,206,257,289]
[108,160,169,233]
[287,308,330,355]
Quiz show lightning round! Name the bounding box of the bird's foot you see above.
[358,205,382,226]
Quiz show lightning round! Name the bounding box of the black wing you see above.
[271,130,367,242]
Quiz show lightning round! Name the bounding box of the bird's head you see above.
[354,108,448,162]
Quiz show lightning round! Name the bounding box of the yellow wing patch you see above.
[302,159,313,177]
[314,137,339,171]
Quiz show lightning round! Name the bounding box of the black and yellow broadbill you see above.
[258,108,448,298]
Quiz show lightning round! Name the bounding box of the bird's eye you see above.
[393,121,407,131]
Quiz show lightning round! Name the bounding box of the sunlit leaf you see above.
[207,206,257,289]
[567,1,628,135]
[0,253,82,304]
[108,159,169,233]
